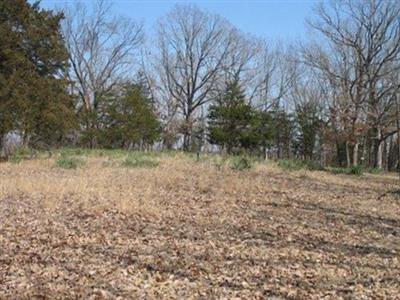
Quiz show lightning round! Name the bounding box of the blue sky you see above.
[39,0,317,41]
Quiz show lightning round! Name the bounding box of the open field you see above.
[0,151,400,299]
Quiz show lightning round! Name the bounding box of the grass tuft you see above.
[349,165,363,176]
[328,165,363,176]
[8,147,34,163]
[230,156,253,171]
[367,167,384,174]
[55,157,84,170]
[121,157,159,168]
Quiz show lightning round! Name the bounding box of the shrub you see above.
[8,154,23,164]
[305,160,325,171]
[121,157,158,168]
[55,157,84,169]
[8,147,34,163]
[230,156,253,171]
[349,165,363,176]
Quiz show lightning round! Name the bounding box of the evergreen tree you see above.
[208,81,263,154]
[269,107,295,159]
[97,83,161,149]
[295,101,322,160]
[254,110,274,158]
[0,0,76,150]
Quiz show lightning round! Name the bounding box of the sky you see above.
[38,0,317,41]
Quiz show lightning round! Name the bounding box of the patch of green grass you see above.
[59,148,85,157]
[349,165,363,176]
[305,160,325,171]
[8,147,35,163]
[59,148,111,158]
[328,165,363,176]
[8,154,23,164]
[206,154,257,171]
[55,157,85,170]
[278,159,306,171]
[366,167,384,174]
[230,156,253,171]
[102,159,118,168]
[121,157,159,168]
[59,148,162,160]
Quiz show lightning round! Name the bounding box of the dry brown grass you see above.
[0,153,399,299]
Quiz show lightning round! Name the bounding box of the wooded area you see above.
[1,0,400,170]
[1,1,400,298]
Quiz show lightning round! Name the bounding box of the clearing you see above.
[0,152,399,299]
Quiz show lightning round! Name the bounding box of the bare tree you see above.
[156,5,235,151]
[251,41,297,110]
[220,30,259,89]
[304,0,400,167]
[63,0,144,147]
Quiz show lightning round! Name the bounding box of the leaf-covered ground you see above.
[0,153,399,299]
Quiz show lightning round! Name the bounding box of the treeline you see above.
[1,0,400,170]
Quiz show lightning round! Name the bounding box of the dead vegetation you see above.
[0,152,399,299]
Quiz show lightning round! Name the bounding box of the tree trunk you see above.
[353,142,359,167]
[384,138,390,171]
[0,134,3,158]
[182,115,193,152]
[277,138,281,159]
[376,127,383,169]
[361,137,367,166]
[345,141,351,168]
[336,141,342,166]
[397,132,400,173]
[183,133,190,151]
[396,94,400,174]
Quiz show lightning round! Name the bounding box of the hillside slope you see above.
[0,153,399,299]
